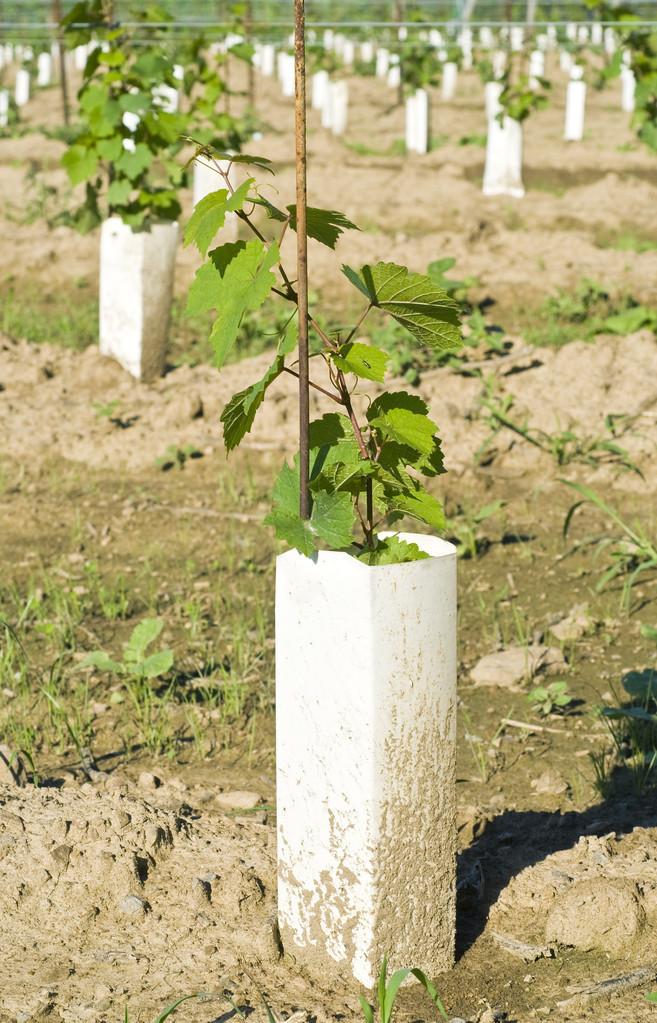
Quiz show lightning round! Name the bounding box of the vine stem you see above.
[336,369,369,460]
[344,303,372,345]
[294,0,310,520]
[283,367,343,405]
[335,368,376,547]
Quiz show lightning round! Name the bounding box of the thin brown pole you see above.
[52,0,70,125]
[395,0,406,106]
[294,0,310,521]
[245,0,255,109]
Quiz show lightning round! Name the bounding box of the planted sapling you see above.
[58,0,188,231]
[183,152,463,564]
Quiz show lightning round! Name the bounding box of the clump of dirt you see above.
[0,783,274,1020]
[490,828,657,959]
[0,782,365,1023]
[1,329,656,489]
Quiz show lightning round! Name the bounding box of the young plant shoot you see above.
[184,156,462,564]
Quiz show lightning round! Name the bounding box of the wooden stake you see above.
[52,0,69,126]
[245,0,255,110]
[294,0,310,521]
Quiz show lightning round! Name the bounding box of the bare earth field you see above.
[1,52,657,1023]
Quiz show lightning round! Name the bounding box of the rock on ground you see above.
[470,645,566,689]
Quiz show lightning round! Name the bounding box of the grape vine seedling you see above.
[184,149,463,564]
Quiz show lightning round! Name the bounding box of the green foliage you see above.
[498,63,550,123]
[184,154,462,561]
[82,618,173,680]
[520,278,657,347]
[399,39,442,94]
[563,482,657,611]
[57,2,189,230]
[369,258,497,383]
[342,262,461,351]
[528,681,574,717]
[124,994,200,1023]
[447,500,504,559]
[82,617,175,755]
[624,27,657,151]
[597,650,657,796]
[357,536,429,565]
[307,42,343,75]
[155,444,203,470]
[0,276,97,350]
[604,304,657,334]
[481,392,642,475]
[359,956,449,1023]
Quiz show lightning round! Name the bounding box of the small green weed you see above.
[82,619,176,756]
[563,482,657,611]
[0,277,97,350]
[124,994,199,1022]
[595,228,657,254]
[360,956,449,1023]
[155,444,203,471]
[528,681,574,717]
[481,393,641,474]
[446,500,505,559]
[458,133,486,147]
[519,279,656,348]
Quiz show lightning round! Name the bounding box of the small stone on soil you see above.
[119,895,149,916]
[215,790,262,811]
[138,771,161,790]
[530,770,568,796]
[549,603,595,643]
[471,645,566,689]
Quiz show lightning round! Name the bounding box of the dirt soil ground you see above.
[1,49,657,1023]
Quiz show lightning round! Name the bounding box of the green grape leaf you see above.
[320,458,375,494]
[265,462,356,554]
[96,135,123,161]
[98,48,125,67]
[332,341,389,382]
[107,178,133,205]
[312,490,356,547]
[287,206,360,249]
[265,509,316,557]
[368,392,438,455]
[342,261,462,351]
[358,536,430,565]
[229,41,255,62]
[277,315,298,355]
[250,196,288,222]
[61,144,99,186]
[183,178,252,255]
[119,90,150,114]
[186,242,246,316]
[221,356,284,452]
[309,413,362,471]
[208,240,280,367]
[115,143,153,180]
[389,485,446,530]
[342,263,373,300]
[183,147,275,174]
